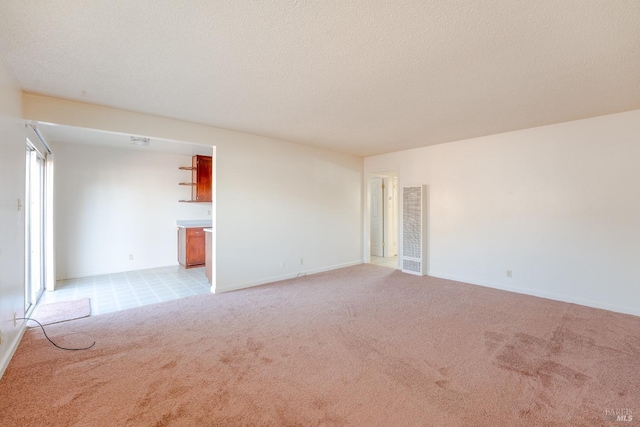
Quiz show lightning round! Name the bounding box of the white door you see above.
[370,177,384,257]
[387,177,398,256]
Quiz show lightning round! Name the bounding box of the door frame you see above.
[363,169,400,267]
[24,138,48,312]
[369,176,384,257]
[25,124,55,297]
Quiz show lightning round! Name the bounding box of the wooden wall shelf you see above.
[178,155,212,203]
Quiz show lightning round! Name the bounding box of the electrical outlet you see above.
[13,312,17,327]
[300,258,304,265]
[129,254,134,261]
[506,270,513,278]
[207,209,211,215]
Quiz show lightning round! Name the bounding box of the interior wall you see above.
[24,94,363,292]
[0,60,26,377]
[365,109,640,316]
[52,141,211,279]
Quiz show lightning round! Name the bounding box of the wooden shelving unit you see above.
[178,155,212,203]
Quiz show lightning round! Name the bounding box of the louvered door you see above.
[402,185,428,275]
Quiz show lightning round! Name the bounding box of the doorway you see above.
[368,171,398,269]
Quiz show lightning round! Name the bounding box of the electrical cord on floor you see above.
[16,317,96,351]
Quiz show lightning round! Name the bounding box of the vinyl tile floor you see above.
[370,255,399,269]
[37,266,211,316]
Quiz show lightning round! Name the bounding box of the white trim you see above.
[214,260,362,293]
[45,153,55,291]
[428,271,640,317]
[0,324,27,380]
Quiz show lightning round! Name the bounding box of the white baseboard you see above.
[214,260,363,294]
[0,324,27,380]
[428,271,640,317]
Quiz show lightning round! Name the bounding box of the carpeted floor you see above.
[30,298,91,327]
[1,264,638,426]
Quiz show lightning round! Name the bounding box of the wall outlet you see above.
[280,261,285,269]
[207,209,211,216]
[129,254,134,261]
[506,270,513,278]
[300,258,304,265]
[13,312,17,327]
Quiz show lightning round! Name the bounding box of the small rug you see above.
[29,298,91,327]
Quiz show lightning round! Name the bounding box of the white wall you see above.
[23,95,363,292]
[0,60,26,377]
[52,141,211,279]
[366,109,640,316]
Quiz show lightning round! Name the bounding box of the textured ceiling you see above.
[1,1,639,156]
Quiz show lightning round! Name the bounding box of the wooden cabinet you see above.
[178,227,206,268]
[179,155,212,203]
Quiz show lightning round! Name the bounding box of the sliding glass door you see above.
[25,143,46,313]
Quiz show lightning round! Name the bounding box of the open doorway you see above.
[368,171,398,269]
[31,122,216,316]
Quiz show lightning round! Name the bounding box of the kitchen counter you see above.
[176,220,212,229]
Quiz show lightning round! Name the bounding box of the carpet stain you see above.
[137,395,152,409]
[484,331,507,353]
[209,388,231,411]
[317,413,347,426]
[219,348,241,364]
[160,360,177,370]
[153,406,186,427]
[488,330,592,392]
[312,398,329,410]
[168,385,191,398]
[344,303,357,318]
[246,337,264,354]
[335,325,461,405]
[218,342,266,383]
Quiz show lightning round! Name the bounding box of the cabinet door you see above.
[192,155,212,202]
[186,228,206,266]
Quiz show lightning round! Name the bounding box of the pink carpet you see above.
[1,264,638,426]
[30,298,91,327]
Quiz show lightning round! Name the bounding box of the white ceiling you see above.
[1,1,639,157]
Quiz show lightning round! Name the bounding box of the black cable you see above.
[16,317,96,351]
